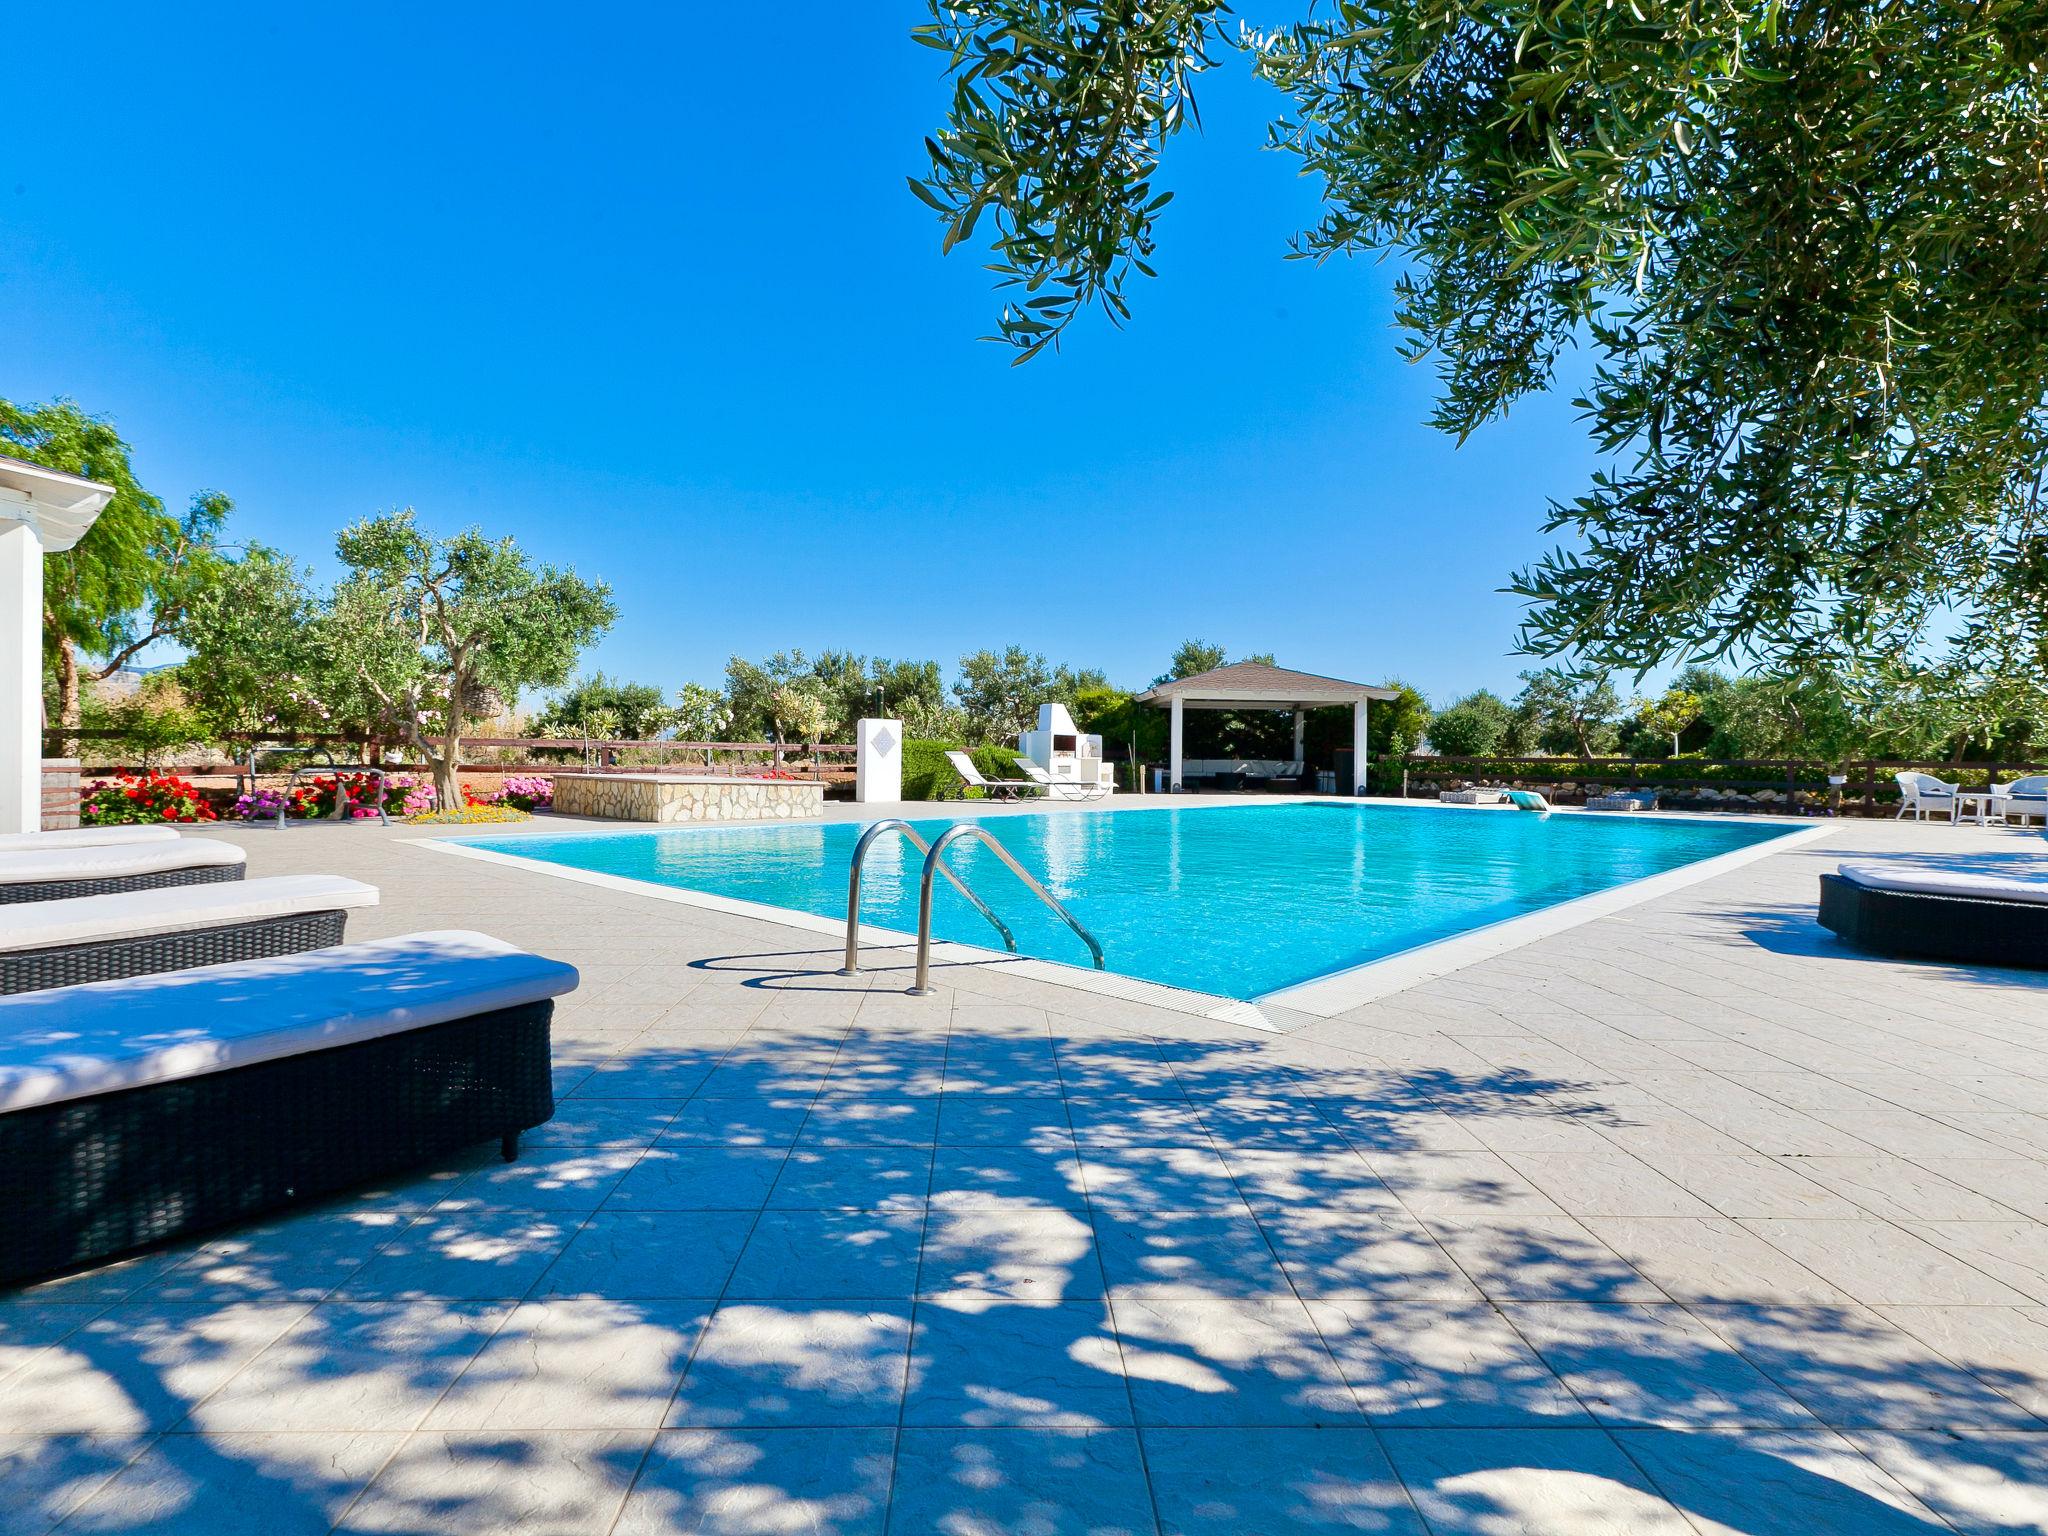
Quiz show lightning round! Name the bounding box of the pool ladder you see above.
[838,820,1106,995]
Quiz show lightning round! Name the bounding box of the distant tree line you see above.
[27,392,2043,789]
[1427,667,2047,768]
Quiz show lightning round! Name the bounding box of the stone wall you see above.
[551,773,824,824]
[41,759,80,831]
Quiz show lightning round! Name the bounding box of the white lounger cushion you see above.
[1837,863,2048,906]
[0,837,245,886]
[0,827,181,852]
[0,931,578,1112]
[0,875,380,953]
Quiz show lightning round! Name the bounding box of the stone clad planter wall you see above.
[41,759,81,831]
[551,772,824,823]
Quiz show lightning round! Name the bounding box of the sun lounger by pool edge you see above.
[0,837,246,904]
[0,874,380,994]
[1818,863,2048,968]
[0,931,575,1285]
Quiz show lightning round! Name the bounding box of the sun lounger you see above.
[0,874,379,994]
[0,827,181,852]
[1505,789,1552,813]
[0,837,245,904]
[1439,789,1506,805]
[1016,760,1109,801]
[945,750,1035,802]
[0,930,576,1284]
[1587,791,1658,811]
[1819,862,2048,968]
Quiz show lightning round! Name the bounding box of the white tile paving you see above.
[8,810,2048,1531]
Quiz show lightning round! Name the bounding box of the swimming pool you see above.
[454,802,1803,1001]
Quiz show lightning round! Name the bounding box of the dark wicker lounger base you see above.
[1818,874,2048,969]
[0,910,349,995]
[0,1000,554,1287]
[0,863,244,906]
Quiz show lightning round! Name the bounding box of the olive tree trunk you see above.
[432,733,462,813]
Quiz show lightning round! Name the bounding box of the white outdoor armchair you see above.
[1893,771,1960,821]
[1992,774,2048,826]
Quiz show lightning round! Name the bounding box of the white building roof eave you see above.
[0,456,118,553]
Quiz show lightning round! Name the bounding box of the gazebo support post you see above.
[1169,694,1185,792]
[1352,699,1371,797]
[0,521,41,834]
[1292,711,1305,768]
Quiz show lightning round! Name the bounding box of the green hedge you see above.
[901,740,1031,800]
[1408,755,1845,790]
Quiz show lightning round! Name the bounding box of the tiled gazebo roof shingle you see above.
[1134,662,1397,707]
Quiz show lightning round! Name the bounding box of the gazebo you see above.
[0,454,118,834]
[1134,662,1397,794]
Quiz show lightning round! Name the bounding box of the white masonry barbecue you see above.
[1016,703,1116,800]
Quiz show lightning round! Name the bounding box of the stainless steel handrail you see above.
[911,822,1105,994]
[840,819,1015,975]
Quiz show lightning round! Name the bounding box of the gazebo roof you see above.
[1135,662,1397,710]
[0,453,118,553]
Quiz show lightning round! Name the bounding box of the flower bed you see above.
[234,772,437,821]
[408,804,532,825]
[81,773,219,826]
[463,775,552,812]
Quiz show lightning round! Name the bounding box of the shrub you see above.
[1427,692,1513,756]
[462,774,553,811]
[900,740,1038,800]
[81,772,219,826]
[902,739,963,800]
[496,774,554,811]
[234,771,433,821]
[1366,756,1407,796]
[289,772,422,819]
[233,786,290,820]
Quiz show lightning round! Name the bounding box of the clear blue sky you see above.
[5,4,1605,707]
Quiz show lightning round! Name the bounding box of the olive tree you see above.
[914,2,2048,675]
[1427,690,1514,757]
[324,511,615,806]
[175,545,334,745]
[954,646,1055,745]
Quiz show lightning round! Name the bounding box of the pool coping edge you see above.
[407,805,1838,1035]
[1262,817,1839,1016]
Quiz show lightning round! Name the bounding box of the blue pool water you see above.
[460,803,1797,999]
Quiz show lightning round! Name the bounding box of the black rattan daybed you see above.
[0,837,246,905]
[0,930,576,1286]
[1819,864,2048,969]
[0,874,379,994]
[0,826,180,853]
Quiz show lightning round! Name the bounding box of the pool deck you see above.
[9,801,2048,1534]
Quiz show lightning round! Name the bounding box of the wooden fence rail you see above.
[46,729,858,785]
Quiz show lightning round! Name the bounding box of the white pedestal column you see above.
[1170,695,1185,791]
[854,717,903,804]
[0,522,43,834]
[1352,699,1372,797]
[1293,710,1306,767]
